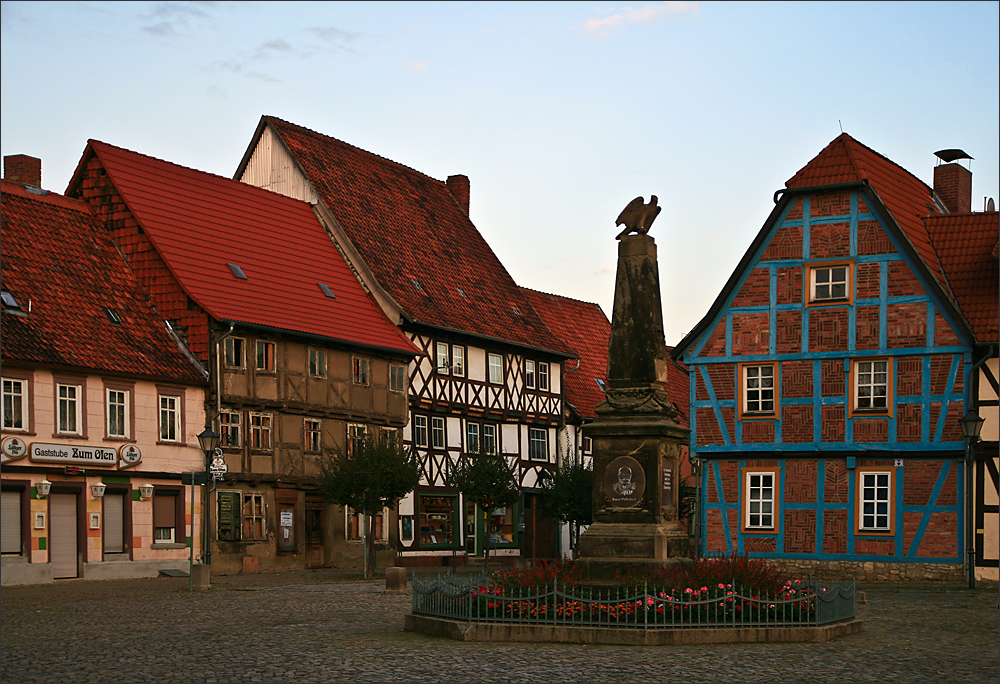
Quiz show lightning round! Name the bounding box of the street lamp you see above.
[959,410,984,590]
[197,426,220,568]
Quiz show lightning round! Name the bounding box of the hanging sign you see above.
[119,444,142,468]
[1,436,29,463]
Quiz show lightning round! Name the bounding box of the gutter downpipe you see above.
[204,322,235,567]
[965,344,994,589]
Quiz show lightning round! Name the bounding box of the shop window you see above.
[856,468,895,535]
[488,505,517,546]
[418,495,456,546]
[741,467,779,533]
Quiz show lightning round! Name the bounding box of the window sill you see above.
[740,529,777,535]
[150,543,187,550]
[739,414,776,421]
[104,437,136,443]
[156,441,187,447]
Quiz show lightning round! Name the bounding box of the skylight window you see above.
[102,307,122,326]
[512,306,521,316]
[595,378,608,392]
[318,283,336,299]
[457,287,467,299]
[411,278,425,292]
[228,263,248,280]
[1,290,21,311]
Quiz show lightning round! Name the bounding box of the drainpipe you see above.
[204,321,235,567]
[964,345,994,589]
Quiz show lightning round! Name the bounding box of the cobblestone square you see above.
[1,571,997,683]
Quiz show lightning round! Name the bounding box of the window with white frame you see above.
[857,470,893,533]
[488,353,503,384]
[467,422,480,453]
[57,382,83,435]
[353,357,369,385]
[742,469,778,531]
[224,337,246,368]
[528,428,547,461]
[525,360,536,389]
[106,388,130,439]
[158,393,182,442]
[389,365,406,393]
[741,364,776,417]
[538,362,549,391]
[309,349,327,378]
[436,342,450,374]
[305,419,322,453]
[255,340,275,372]
[413,415,428,448]
[219,410,241,447]
[452,346,465,376]
[854,359,890,412]
[3,378,28,431]
[809,263,851,303]
[431,416,445,449]
[483,424,497,455]
[249,412,272,449]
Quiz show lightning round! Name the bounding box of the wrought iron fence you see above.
[411,574,855,629]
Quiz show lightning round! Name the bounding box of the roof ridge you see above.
[518,285,603,308]
[1,179,94,215]
[264,115,449,186]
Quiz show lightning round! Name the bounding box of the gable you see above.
[679,186,970,363]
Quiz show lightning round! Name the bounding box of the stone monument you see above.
[576,196,691,579]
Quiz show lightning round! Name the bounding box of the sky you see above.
[2,1,998,346]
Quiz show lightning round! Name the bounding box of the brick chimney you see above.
[3,155,42,187]
[446,174,470,214]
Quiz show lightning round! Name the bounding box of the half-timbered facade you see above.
[672,134,999,581]
[235,117,576,565]
[66,141,419,575]
[2,158,208,585]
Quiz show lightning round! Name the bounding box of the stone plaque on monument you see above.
[603,456,645,507]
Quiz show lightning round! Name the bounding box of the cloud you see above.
[405,61,429,71]
[139,1,217,37]
[580,2,699,38]
[304,26,361,47]
[213,59,280,83]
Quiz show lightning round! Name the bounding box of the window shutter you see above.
[1,490,22,554]
[153,492,175,528]
[217,491,240,541]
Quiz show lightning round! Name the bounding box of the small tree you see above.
[541,458,593,557]
[318,430,421,578]
[447,449,519,569]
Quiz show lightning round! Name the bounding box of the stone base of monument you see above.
[575,522,693,581]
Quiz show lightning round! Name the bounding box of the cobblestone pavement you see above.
[1,569,997,683]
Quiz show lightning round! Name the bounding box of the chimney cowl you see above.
[3,155,42,188]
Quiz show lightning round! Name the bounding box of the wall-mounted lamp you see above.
[36,480,52,499]
[139,484,155,500]
[91,482,107,500]
[959,410,985,442]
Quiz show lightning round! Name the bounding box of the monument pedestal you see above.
[575,231,692,581]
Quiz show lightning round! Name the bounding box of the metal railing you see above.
[412,574,855,629]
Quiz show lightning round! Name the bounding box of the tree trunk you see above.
[483,508,490,572]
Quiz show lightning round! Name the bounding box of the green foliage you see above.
[489,558,582,594]
[541,458,593,527]
[318,430,420,577]
[447,450,519,513]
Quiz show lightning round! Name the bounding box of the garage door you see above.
[49,493,78,579]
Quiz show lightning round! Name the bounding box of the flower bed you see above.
[412,556,855,628]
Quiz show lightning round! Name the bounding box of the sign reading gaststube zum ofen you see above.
[30,442,118,465]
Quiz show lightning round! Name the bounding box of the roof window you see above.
[595,378,608,392]
[318,283,336,299]
[1,290,21,311]
[512,306,521,316]
[228,263,248,280]
[457,287,467,299]
[102,307,122,326]
[411,278,425,292]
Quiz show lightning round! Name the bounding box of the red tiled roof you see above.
[77,140,419,357]
[0,180,206,383]
[519,287,690,425]
[786,133,949,292]
[925,211,999,342]
[256,116,572,357]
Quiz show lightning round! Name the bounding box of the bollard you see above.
[191,564,211,591]
[385,566,407,594]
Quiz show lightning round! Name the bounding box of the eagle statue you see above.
[615,195,661,239]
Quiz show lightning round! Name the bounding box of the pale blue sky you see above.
[3,1,998,344]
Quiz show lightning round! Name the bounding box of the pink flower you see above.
[700,586,708,592]
[718,583,725,589]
